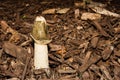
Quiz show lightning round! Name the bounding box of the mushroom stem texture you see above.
[34,43,49,69]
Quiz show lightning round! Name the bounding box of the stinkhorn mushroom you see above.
[31,16,51,70]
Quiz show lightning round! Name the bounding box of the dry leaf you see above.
[81,12,101,20]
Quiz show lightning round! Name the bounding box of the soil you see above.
[0,0,120,80]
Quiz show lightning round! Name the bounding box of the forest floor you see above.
[0,0,120,80]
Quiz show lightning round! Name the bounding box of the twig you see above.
[92,20,110,37]
[78,53,101,73]
[21,48,32,80]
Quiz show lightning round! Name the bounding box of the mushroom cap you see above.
[31,16,52,45]
[35,16,46,24]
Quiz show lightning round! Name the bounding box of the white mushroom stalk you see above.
[31,16,51,69]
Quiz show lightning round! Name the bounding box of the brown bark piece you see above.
[100,65,113,80]
[114,27,120,33]
[114,66,120,80]
[0,21,9,31]
[21,48,32,80]
[3,42,28,64]
[82,71,90,80]
[92,20,110,37]
[91,36,99,48]
[90,65,103,78]
[84,51,92,63]
[78,53,101,73]
[0,21,28,44]
[42,8,56,14]
[114,49,120,57]
[102,46,113,60]
[75,9,80,19]
[58,69,76,74]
